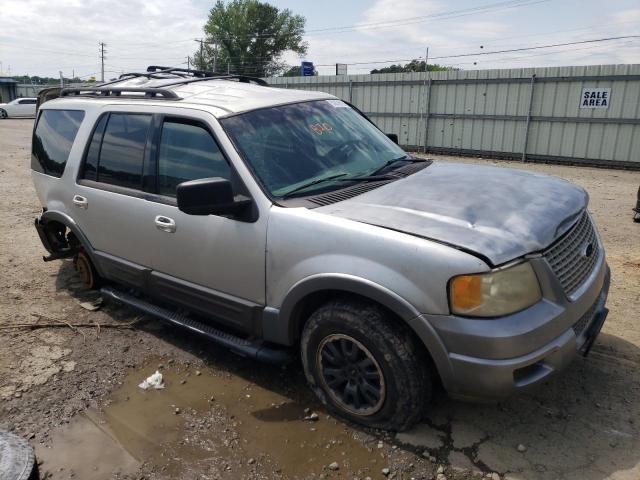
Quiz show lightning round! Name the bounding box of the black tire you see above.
[0,431,39,480]
[73,250,101,290]
[0,109,7,119]
[301,299,431,431]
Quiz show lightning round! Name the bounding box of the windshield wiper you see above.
[281,173,349,198]
[281,173,394,199]
[370,155,427,176]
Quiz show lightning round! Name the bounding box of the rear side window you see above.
[31,110,85,177]
[83,113,152,190]
[157,120,230,197]
[81,114,108,181]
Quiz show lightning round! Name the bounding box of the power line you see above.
[305,0,547,34]
[315,35,640,66]
[195,0,547,42]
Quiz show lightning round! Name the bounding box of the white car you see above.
[0,98,37,118]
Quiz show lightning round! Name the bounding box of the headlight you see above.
[449,261,542,317]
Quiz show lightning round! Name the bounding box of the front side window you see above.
[91,113,152,189]
[221,100,407,198]
[31,109,85,177]
[157,120,230,197]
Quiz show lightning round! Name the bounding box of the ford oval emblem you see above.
[581,242,594,259]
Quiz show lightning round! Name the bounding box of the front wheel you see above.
[301,299,431,431]
[0,110,7,119]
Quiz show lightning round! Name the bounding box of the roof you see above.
[56,74,335,116]
[0,77,18,85]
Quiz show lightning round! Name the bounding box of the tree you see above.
[193,0,307,78]
[370,60,454,74]
[281,65,302,77]
[280,64,318,77]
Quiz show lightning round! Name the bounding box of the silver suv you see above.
[32,67,609,430]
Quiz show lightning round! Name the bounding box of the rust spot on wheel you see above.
[74,251,95,289]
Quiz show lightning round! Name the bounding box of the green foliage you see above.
[281,65,301,77]
[370,60,455,74]
[193,0,307,78]
[10,75,75,85]
[281,65,318,77]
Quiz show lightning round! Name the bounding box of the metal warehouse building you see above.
[0,77,17,103]
[267,64,640,170]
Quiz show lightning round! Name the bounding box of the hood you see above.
[318,162,587,266]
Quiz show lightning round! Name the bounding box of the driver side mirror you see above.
[177,177,252,217]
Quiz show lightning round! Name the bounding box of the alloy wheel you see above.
[316,333,386,416]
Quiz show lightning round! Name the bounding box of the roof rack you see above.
[146,65,212,78]
[60,87,181,100]
[98,66,268,88]
[160,74,269,88]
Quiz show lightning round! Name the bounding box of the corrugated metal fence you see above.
[266,64,640,169]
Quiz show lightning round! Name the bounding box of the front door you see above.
[144,113,267,332]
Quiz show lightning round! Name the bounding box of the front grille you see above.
[544,211,600,297]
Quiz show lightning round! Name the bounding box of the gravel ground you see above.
[0,118,639,480]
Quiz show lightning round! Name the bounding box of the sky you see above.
[0,0,639,79]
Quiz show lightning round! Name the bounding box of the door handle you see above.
[154,215,176,233]
[72,195,88,209]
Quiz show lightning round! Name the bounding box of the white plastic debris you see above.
[138,370,165,390]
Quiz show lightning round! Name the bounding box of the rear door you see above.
[72,110,158,288]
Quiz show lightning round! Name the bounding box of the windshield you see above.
[221,99,408,198]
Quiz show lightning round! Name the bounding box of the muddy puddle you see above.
[37,358,387,479]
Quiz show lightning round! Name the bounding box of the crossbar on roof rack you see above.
[60,87,181,100]
[146,65,212,78]
[160,75,269,88]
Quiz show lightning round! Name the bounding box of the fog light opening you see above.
[513,361,553,387]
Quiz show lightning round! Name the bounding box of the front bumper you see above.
[415,252,610,400]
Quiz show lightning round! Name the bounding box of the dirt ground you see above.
[0,118,639,480]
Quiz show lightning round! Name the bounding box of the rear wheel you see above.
[73,250,101,290]
[301,299,431,431]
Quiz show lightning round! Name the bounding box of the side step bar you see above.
[100,286,291,364]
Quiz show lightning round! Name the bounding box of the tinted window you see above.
[81,115,109,181]
[97,113,151,189]
[157,120,230,197]
[31,109,85,177]
[20,99,36,104]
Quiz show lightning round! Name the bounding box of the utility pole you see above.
[187,57,190,70]
[211,37,217,72]
[195,39,204,70]
[59,71,64,88]
[99,42,107,82]
[425,47,429,73]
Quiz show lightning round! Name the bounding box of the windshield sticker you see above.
[309,122,333,135]
[326,99,349,108]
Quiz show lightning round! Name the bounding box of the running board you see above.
[100,286,291,364]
